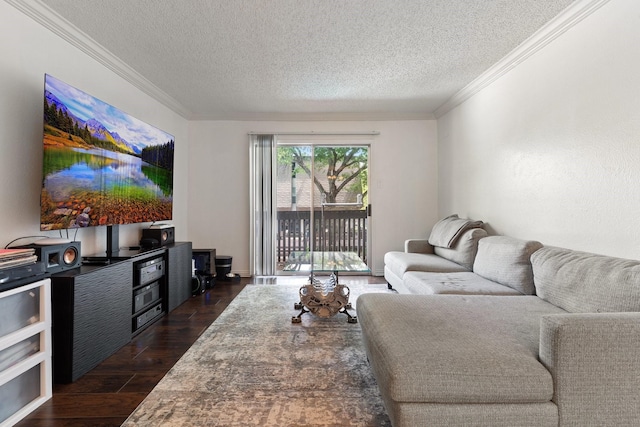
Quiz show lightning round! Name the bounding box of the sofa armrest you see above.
[539,313,640,426]
[404,239,434,254]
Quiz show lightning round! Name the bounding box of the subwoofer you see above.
[191,274,204,296]
[142,226,175,247]
[192,248,216,277]
[17,240,82,274]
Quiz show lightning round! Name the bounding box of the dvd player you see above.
[0,261,47,292]
[82,256,111,265]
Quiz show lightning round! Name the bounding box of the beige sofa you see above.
[359,238,640,426]
[384,226,485,291]
[384,214,544,296]
[385,230,544,296]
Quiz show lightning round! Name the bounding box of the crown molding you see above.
[434,0,612,118]
[6,0,192,119]
[189,111,434,121]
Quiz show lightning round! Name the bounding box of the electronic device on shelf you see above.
[134,302,163,330]
[132,256,165,333]
[0,261,47,292]
[136,256,165,286]
[133,281,161,313]
[82,256,110,265]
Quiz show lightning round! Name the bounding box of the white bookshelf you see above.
[0,278,52,427]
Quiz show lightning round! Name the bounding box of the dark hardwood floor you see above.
[17,278,249,427]
[17,275,386,426]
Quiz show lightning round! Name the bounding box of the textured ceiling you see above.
[36,0,575,120]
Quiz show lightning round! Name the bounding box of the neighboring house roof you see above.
[276,163,362,210]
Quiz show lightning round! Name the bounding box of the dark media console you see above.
[50,242,192,383]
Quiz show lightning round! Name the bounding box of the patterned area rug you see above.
[122,282,393,426]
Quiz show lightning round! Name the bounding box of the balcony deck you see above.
[277,209,368,272]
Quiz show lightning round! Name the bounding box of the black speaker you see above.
[192,248,216,276]
[142,227,175,246]
[17,241,82,274]
[191,274,204,296]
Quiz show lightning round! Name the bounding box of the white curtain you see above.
[249,134,276,276]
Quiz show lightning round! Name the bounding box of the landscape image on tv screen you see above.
[41,74,174,230]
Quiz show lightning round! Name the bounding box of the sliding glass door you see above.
[275,143,370,275]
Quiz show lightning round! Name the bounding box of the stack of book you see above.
[0,248,38,270]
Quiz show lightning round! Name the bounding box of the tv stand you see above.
[50,242,192,383]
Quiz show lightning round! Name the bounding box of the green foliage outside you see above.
[277,146,368,205]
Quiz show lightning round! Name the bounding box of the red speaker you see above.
[17,240,82,274]
[142,226,175,247]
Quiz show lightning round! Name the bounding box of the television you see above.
[40,74,174,231]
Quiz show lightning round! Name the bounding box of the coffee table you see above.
[289,251,369,323]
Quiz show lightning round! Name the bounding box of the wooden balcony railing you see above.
[276,209,367,263]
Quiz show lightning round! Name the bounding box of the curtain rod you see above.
[248,131,379,136]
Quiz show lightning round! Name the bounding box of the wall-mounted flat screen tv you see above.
[40,74,174,230]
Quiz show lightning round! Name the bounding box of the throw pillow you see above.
[428,214,484,248]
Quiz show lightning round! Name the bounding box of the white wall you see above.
[0,1,189,256]
[188,120,438,276]
[438,0,640,259]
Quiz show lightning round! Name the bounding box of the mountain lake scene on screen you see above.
[40,75,174,230]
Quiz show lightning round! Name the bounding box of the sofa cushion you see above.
[428,214,484,248]
[384,251,469,278]
[532,246,640,313]
[357,294,564,404]
[473,236,543,295]
[434,228,488,270]
[404,239,434,254]
[402,271,522,295]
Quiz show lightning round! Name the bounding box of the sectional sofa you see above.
[357,216,640,426]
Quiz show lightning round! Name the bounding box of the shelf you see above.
[50,242,192,383]
[0,278,52,427]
